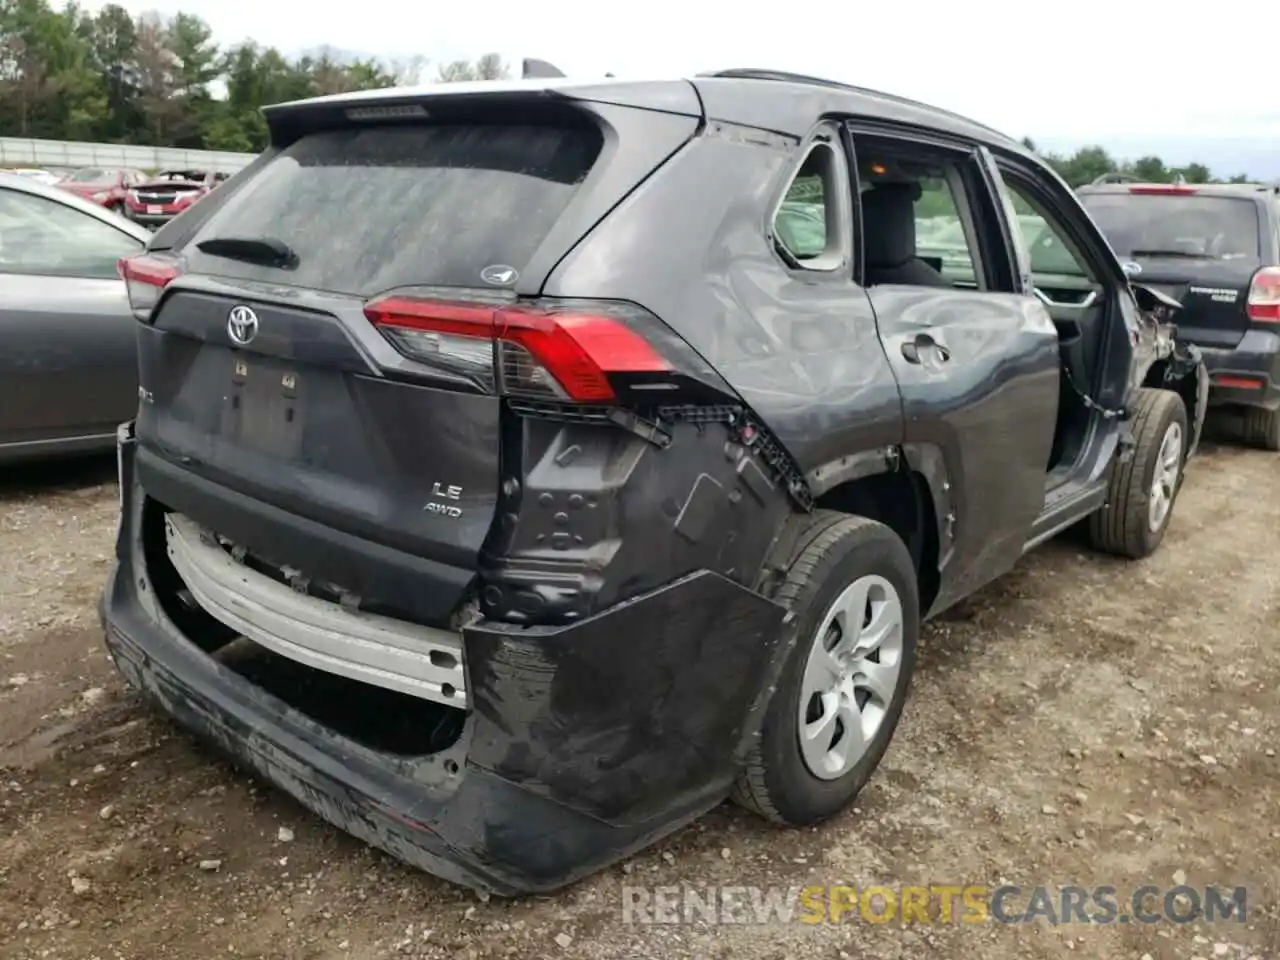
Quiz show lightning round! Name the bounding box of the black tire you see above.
[733,511,919,826]
[1088,387,1188,559]
[1242,405,1280,452]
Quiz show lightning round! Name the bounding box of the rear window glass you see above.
[185,122,602,295]
[1081,193,1261,261]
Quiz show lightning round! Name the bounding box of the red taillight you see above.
[1212,375,1265,390]
[1128,185,1198,195]
[1246,266,1280,323]
[363,295,671,403]
[117,253,182,321]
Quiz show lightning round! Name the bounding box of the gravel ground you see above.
[0,440,1277,960]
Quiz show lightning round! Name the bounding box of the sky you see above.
[80,0,1280,171]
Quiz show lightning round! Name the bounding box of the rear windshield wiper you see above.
[1129,249,1208,260]
[195,235,299,269]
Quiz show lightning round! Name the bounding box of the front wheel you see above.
[733,512,919,826]
[1088,387,1188,559]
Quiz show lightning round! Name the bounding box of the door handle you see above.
[901,333,950,364]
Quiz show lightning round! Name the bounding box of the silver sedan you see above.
[0,173,150,463]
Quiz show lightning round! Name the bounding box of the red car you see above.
[58,167,148,213]
[123,169,227,228]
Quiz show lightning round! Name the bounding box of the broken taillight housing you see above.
[363,295,672,402]
[118,252,183,321]
[1246,266,1280,323]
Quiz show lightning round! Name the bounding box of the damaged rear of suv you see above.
[102,71,1205,895]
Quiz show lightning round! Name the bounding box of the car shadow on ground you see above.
[0,454,117,501]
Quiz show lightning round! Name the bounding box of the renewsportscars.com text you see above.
[621,883,1248,926]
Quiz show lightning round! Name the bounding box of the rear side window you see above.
[184,122,603,295]
[1081,193,1261,261]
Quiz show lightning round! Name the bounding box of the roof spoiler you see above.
[522,58,566,79]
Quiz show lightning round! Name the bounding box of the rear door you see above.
[0,186,144,445]
[852,130,1061,606]
[131,96,700,622]
[1080,188,1265,349]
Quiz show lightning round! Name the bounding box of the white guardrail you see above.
[0,137,257,175]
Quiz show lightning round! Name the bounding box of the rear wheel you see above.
[1242,405,1280,451]
[1088,387,1188,559]
[733,512,919,826]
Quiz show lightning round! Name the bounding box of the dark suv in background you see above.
[102,69,1205,894]
[1078,178,1280,448]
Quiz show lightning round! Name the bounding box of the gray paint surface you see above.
[0,173,149,461]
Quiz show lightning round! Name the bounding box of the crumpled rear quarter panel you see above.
[464,570,789,825]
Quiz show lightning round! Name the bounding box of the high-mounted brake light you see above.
[117,253,182,321]
[363,295,671,402]
[1246,266,1280,323]
[1128,185,1198,195]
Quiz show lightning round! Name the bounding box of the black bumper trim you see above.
[1199,332,1280,410]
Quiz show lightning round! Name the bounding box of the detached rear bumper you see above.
[1199,329,1280,410]
[102,425,788,894]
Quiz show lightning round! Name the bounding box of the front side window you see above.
[0,189,143,279]
[1005,184,1094,282]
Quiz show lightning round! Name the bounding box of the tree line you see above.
[0,0,509,153]
[1021,138,1254,188]
[0,0,1258,184]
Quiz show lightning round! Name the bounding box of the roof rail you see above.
[521,58,566,79]
[698,67,1012,142]
[1089,172,1141,185]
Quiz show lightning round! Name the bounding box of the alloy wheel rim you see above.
[1148,421,1183,533]
[797,574,904,781]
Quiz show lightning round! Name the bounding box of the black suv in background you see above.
[102,69,1206,894]
[1078,178,1280,448]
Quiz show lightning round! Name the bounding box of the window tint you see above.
[184,122,603,295]
[852,139,1014,291]
[0,189,142,279]
[772,138,849,271]
[914,177,977,284]
[776,166,827,260]
[1080,193,1261,260]
[1005,184,1093,281]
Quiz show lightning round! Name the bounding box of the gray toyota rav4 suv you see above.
[101,68,1207,894]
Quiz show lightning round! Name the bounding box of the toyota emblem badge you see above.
[227,305,259,346]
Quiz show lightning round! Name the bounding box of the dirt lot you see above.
[1,440,1277,960]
